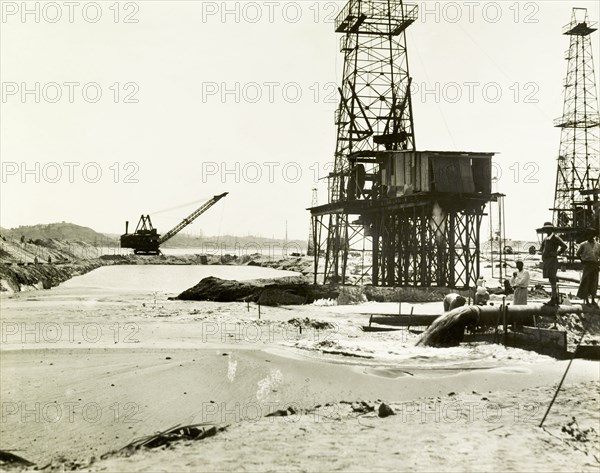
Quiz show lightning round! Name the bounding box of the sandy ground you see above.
[83,381,600,473]
[1,268,599,472]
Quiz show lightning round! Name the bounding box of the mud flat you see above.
[1,266,599,472]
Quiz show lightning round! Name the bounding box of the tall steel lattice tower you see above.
[330,0,417,204]
[319,0,417,284]
[553,8,600,259]
[309,0,496,288]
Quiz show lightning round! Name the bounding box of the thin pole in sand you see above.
[489,196,494,279]
[258,303,261,319]
[540,326,588,428]
[497,199,502,283]
[554,283,561,328]
[502,296,507,347]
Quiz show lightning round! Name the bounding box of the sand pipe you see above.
[417,304,582,348]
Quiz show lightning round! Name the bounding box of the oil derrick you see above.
[309,0,496,288]
[312,0,418,285]
[552,8,600,260]
[329,0,417,204]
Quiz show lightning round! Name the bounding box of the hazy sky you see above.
[1,0,599,242]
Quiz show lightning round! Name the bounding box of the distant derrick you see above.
[552,8,600,259]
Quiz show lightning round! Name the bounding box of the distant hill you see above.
[0,223,116,245]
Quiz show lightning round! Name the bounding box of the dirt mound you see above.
[553,312,600,347]
[0,259,103,293]
[337,286,367,305]
[175,276,338,305]
[99,254,129,262]
[243,256,313,275]
[257,288,307,306]
[364,286,469,303]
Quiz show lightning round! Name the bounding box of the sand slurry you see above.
[2,273,599,472]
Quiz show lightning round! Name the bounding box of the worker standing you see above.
[510,260,530,305]
[474,277,489,305]
[540,222,567,306]
[576,232,600,307]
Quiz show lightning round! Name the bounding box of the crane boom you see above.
[158,192,228,245]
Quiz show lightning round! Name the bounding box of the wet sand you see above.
[4,344,598,467]
[1,267,599,471]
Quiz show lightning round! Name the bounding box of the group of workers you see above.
[540,221,599,307]
[468,221,599,309]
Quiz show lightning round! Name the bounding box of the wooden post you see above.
[502,298,508,347]
[554,284,560,328]
[372,217,379,285]
[247,301,250,312]
[258,303,261,319]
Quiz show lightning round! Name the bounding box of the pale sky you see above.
[1,0,599,241]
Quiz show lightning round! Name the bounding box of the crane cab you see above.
[120,215,162,255]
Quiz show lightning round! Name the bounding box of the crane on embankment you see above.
[120,192,228,255]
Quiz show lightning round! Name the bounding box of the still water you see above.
[59,265,300,294]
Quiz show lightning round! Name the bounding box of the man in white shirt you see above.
[576,233,600,306]
[510,260,530,305]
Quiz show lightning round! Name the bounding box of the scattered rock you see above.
[287,317,334,330]
[351,401,375,414]
[265,406,297,417]
[378,403,395,418]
